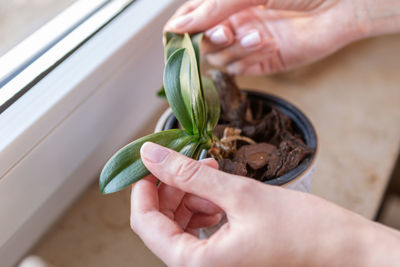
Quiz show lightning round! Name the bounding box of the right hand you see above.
[131,142,400,267]
[164,0,367,75]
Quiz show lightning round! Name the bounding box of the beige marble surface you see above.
[28,35,400,266]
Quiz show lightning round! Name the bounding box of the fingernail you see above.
[209,27,228,45]
[169,14,192,29]
[141,142,170,163]
[226,64,240,75]
[240,31,262,48]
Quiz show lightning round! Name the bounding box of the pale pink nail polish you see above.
[226,64,240,75]
[209,27,228,45]
[240,31,262,48]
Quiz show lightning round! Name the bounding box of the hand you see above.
[164,0,381,75]
[132,156,223,237]
[131,142,400,267]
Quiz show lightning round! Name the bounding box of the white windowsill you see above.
[0,0,183,266]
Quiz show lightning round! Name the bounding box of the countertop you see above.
[236,34,400,219]
[29,34,400,266]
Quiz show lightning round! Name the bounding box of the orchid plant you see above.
[99,33,220,194]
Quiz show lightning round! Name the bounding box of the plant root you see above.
[208,127,256,160]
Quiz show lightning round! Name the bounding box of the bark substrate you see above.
[209,70,314,182]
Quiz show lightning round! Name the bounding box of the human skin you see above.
[131,142,400,267]
[164,0,400,75]
[130,1,400,265]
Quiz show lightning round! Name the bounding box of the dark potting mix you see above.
[208,71,314,182]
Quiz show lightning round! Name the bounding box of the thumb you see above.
[165,0,267,33]
[140,142,256,213]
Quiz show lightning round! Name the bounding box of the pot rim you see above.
[154,90,318,186]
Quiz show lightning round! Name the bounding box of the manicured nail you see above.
[209,27,228,45]
[141,142,170,163]
[226,64,240,75]
[240,31,262,48]
[169,14,193,29]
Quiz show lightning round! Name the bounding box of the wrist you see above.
[354,221,400,267]
[309,213,400,267]
[355,0,400,38]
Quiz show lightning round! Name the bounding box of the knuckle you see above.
[235,180,256,197]
[175,159,203,184]
[228,180,261,209]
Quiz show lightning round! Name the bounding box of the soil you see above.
[208,70,314,182]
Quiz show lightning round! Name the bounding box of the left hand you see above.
[131,156,222,237]
[131,142,400,267]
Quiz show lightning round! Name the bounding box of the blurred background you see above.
[1,0,399,267]
[0,0,76,56]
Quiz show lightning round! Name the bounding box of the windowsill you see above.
[0,1,183,266]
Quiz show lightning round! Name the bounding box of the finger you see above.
[242,54,286,75]
[264,0,326,11]
[166,0,268,33]
[164,0,203,32]
[131,175,201,265]
[206,30,272,67]
[187,213,222,229]
[131,181,137,189]
[166,0,324,33]
[242,62,264,75]
[174,193,223,229]
[199,157,219,170]
[202,23,235,54]
[186,228,200,237]
[174,194,194,229]
[173,0,203,17]
[226,43,277,75]
[158,157,220,219]
[158,183,185,219]
[140,142,259,213]
[172,158,220,228]
[131,175,159,216]
[183,194,222,214]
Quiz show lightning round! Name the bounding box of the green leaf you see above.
[180,33,206,135]
[164,48,195,133]
[100,129,196,194]
[202,76,220,132]
[190,33,203,72]
[164,32,207,134]
[157,86,166,98]
[164,32,184,63]
[164,32,203,66]
[179,141,201,158]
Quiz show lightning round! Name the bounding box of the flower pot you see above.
[155,90,318,193]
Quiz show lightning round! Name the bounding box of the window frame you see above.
[0,0,184,266]
[0,0,136,110]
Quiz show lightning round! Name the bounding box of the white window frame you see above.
[0,0,108,86]
[0,0,135,109]
[0,0,184,266]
